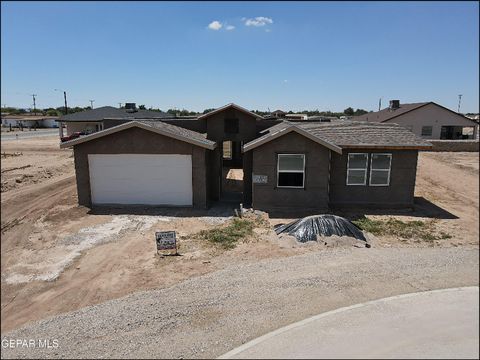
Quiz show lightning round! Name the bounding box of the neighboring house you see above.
[306,115,338,122]
[353,100,478,140]
[57,103,170,137]
[61,103,430,212]
[271,110,286,118]
[1,115,59,128]
[284,113,308,120]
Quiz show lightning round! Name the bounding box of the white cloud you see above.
[208,21,222,30]
[244,17,273,27]
[265,28,271,33]
[226,25,235,31]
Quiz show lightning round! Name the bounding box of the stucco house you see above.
[56,103,170,136]
[353,100,478,140]
[60,103,431,212]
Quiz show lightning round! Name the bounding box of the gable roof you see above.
[353,102,429,123]
[197,103,263,120]
[58,106,171,122]
[244,122,342,154]
[353,101,478,124]
[244,120,431,153]
[59,120,216,150]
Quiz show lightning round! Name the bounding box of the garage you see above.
[88,154,193,205]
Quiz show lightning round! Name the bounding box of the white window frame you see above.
[346,153,368,186]
[277,153,305,189]
[369,153,392,186]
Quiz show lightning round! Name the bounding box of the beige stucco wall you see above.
[384,103,478,139]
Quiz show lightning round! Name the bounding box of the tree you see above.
[354,109,368,116]
[138,104,146,110]
[343,107,354,116]
[203,108,216,114]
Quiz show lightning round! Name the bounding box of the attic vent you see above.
[125,103,137,113]
[389,100,400,110]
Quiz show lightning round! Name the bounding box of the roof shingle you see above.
[245,120,431,152]
[59,106,171,122]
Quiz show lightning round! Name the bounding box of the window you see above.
[369,153,392,186]
[421,126,433,137]
[224,118,239,134]
[346,153,368,185]
[277,154,305,188]
[222,141,232,160]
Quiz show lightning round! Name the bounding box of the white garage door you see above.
[88,154,193,206]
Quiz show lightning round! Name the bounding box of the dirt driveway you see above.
[1,137,479,334]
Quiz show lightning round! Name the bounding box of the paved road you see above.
[1,129,59,141]
[221,287,479,359]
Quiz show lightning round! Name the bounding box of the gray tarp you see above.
[274,214,367,243]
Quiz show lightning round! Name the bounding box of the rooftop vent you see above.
[125,103,137,113]
[389,100,400,110]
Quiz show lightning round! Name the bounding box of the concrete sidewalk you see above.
[220,287,479,359]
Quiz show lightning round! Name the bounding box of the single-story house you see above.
[1,115,59,128]
[57,103,170,137]
[60,103,431,212]
[353,100,478,140]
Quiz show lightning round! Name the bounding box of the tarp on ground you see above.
[274,214,366,242]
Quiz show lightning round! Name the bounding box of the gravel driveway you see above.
[2,247,478,359]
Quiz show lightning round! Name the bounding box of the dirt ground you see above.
[1,136,478,333]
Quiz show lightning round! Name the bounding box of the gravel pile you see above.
[2,247,478,359]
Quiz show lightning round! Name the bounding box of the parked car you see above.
[60,131,82,142]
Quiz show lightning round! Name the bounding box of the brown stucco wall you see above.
[426,140,479,152]
[329,149,418,208]
[73,127,210,208]
[251,132,331,211]
[205,108,258,143]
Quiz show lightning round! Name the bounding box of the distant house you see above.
[353,100,478,140]
[57,103,170,137]
[271,110,286,118]
[60,103,430,211]
[1,115,59,128]
[284,113,308,120]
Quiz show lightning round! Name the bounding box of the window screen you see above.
[370,153,392,186]
[421,126,433,137]
[347,153,368,185]
[277,154,305,188]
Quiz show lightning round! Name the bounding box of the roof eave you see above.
[340,144,432,150]
[242,125,342,154]
[59,121,216,150]
[197,103,264,120]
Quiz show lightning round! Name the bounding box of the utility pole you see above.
[118,102,122,108]
[63,91,68,114]
[458,94,463,113]
[54,89,68,114]
[31,94,37,115]
[378,98,382,111]
[89,100,95,109]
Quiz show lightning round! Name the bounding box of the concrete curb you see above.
[218,286,479,359]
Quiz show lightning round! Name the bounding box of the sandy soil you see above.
[1,137,478,333]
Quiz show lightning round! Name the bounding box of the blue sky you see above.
[1,1,479,112]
